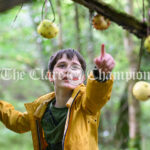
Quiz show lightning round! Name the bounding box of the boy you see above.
[0,45,115,150]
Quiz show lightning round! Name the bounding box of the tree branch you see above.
[72,0,147,38]
[0,0,147,38]
[0,0,31,12]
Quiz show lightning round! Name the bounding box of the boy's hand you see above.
[94,44,115,74]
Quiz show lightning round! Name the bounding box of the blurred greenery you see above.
[0,0,150,150]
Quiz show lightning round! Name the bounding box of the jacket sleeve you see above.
[0,100,30,133]
[82,72,114,115]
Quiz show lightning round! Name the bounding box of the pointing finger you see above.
[100,44,106,59]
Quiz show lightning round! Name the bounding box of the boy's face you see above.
[49,54,85,90]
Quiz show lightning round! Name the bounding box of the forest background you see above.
[0,0,150,150]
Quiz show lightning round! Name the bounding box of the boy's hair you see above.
[48,48,86,73]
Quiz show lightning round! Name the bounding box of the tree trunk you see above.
[114,84,129,149]
[98,115,104,144]
[56,0,63,49]
[74,3,81,53]
[124,1,141,149]
[87,10,95,65]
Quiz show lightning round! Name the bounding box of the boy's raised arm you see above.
[82,44,115,115]
[0,100,30,133]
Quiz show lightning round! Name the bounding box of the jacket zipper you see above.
[36,120,42,150]
[62,90,80,150]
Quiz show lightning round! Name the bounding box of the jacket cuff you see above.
[93,66,110,82]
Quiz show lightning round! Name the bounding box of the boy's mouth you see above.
[63,77,68,80]
[62,76,79,81]
[72,77,79,81]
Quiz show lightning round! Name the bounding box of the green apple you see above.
[133,81,150,101]
[144,36,150,53]
[37,19,59,39]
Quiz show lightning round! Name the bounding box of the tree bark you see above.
[0,0,31,12]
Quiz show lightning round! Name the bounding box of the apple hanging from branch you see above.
[37,19,59,39]
[144,35,150,53]
[92,14,111,30]
[132,81,150,101]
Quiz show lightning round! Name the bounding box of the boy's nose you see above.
[62,66,73,78]
[64,65,71,73]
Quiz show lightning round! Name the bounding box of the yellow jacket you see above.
[0,73,113,150]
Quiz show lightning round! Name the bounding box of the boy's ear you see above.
[47,71,54,82]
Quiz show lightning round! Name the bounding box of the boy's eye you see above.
[71,65,81,70]
[58,64,66,68]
